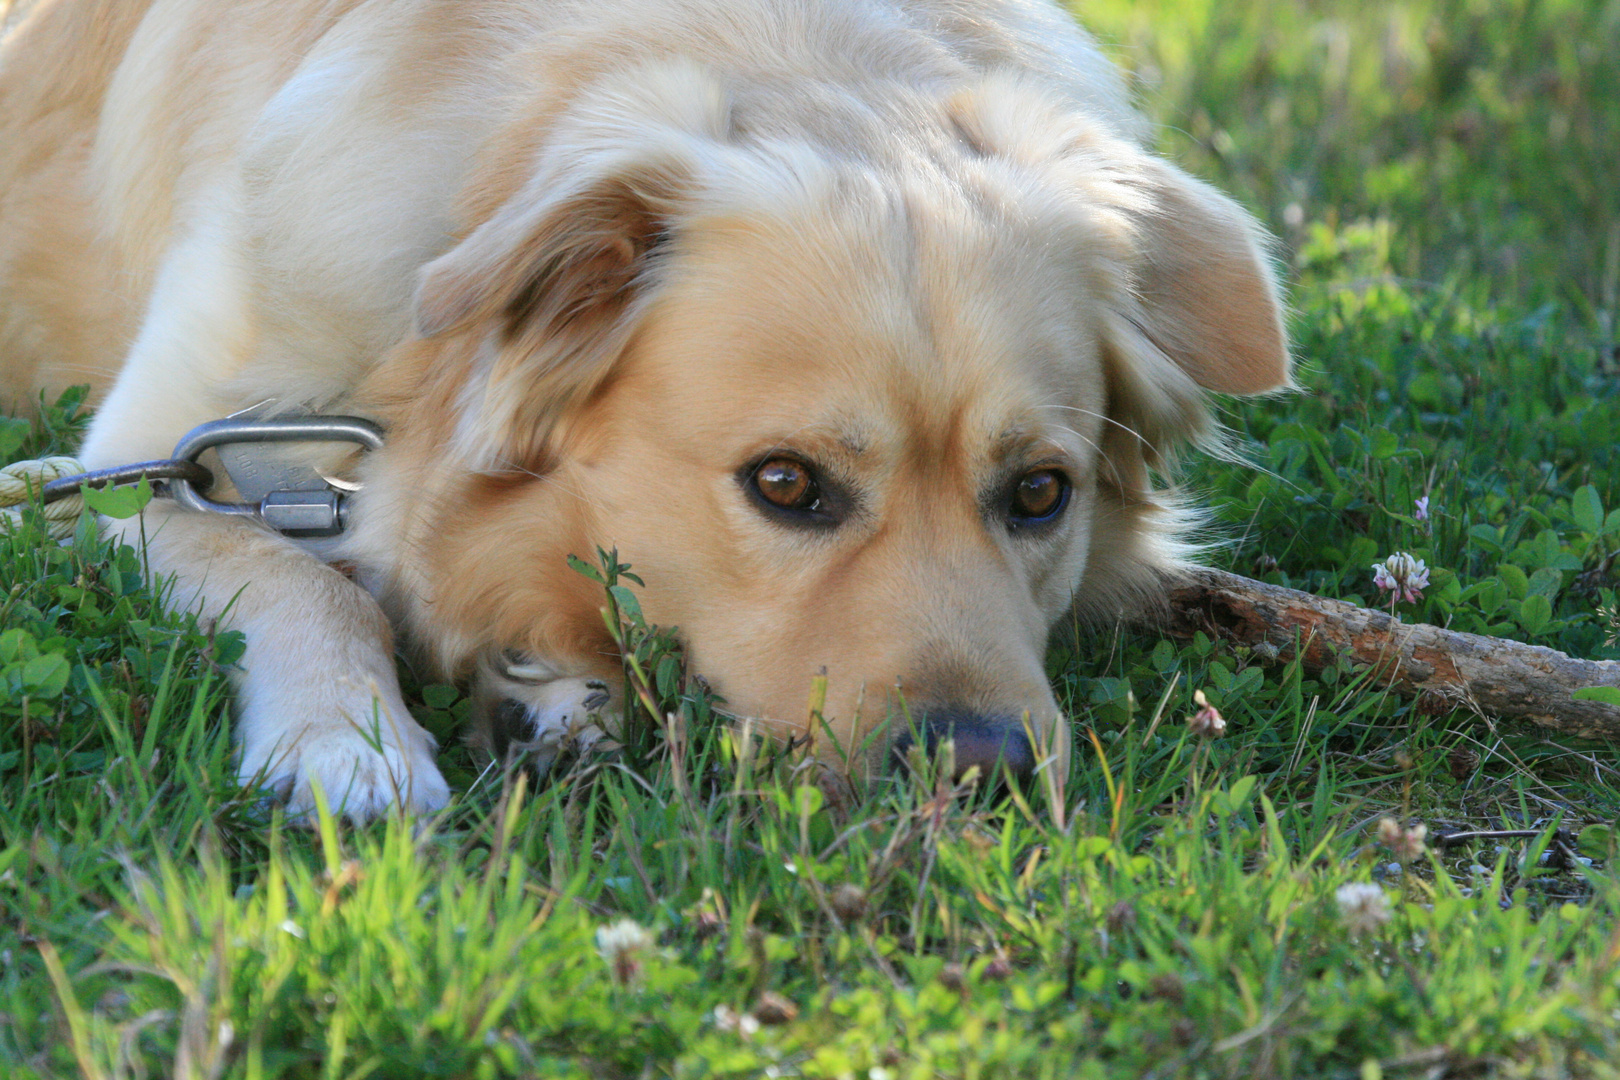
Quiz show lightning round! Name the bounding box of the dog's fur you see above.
[0,0,1289,817]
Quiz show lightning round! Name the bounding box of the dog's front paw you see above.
[237,682,451,821]
[475,652,616,770]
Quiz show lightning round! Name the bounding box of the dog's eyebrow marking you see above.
[992,425,1095,475]
[996,424,1077,452]
[759,421,872,460]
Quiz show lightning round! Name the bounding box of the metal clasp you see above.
[169,414,385,537]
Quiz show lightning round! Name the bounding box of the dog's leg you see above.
[104,503,450,818]
[77,190,447,819]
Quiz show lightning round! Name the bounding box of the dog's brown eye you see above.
[754,458,818,510]
[1009,469,1068,526]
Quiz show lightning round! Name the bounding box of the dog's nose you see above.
[893,707,1036,781]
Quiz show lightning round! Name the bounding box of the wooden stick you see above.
[1147,567,1620,739]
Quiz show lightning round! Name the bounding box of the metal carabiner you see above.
[168,414,385,537]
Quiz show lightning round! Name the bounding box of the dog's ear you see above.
[413,163,681,344]
[1095,154,1292,475]
[948,75,1289,414]
[1113,157,1290,398]
[1085,148,1291,611]
[412,159,685,467]
[411,61,728,468]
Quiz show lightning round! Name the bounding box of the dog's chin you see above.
[470,651,615,771]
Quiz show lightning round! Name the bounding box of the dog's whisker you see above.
[1036,403,1154,450]
[1046,403,1304,495]
[1040,419,1106,460]
[1045,421,1128,489]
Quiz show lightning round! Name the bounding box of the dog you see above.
[0,0,1289,818]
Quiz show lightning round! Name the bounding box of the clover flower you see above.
[1375,817,1428,862]
[1414,496,1430,522]
[1186,689,1226,738]
[596,918,654,985]
[1335,882,1393,935]
[1598,602,1620,648]
[712,1004,760,1038]
[1372,552,1430,604]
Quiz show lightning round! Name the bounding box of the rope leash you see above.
[0,455,216,540]
[0,456,87,539]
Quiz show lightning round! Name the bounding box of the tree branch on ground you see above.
[1144,567,1620,740]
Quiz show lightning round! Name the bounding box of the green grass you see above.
[5,0,1620,1075]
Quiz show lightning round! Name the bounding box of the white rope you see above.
[0,456,87,540]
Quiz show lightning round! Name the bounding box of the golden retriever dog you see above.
[0,0,1289,818]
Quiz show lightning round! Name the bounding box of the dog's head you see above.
[381,61,1288,781]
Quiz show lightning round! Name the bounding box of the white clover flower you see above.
[1372,552,1431,604]
[712,1004,760,1038]
[596,918,654,985]
[1335,882,1393,935]
[1376,817,1428,861]
[1414,496,1430,522]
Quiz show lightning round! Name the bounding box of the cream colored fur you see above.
[0,0,1289,818]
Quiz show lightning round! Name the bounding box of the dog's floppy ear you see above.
[1094,154,1292,476]
[1084,144,1291,610]
[948,74,1289,414]
[413,161,682,467]
[413,162,681,344]
[1116,157,1290,398]
[412,60,727,468]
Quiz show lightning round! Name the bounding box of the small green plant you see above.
[568,548,694,756]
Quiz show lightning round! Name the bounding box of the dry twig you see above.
[1147,567,1620,739]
